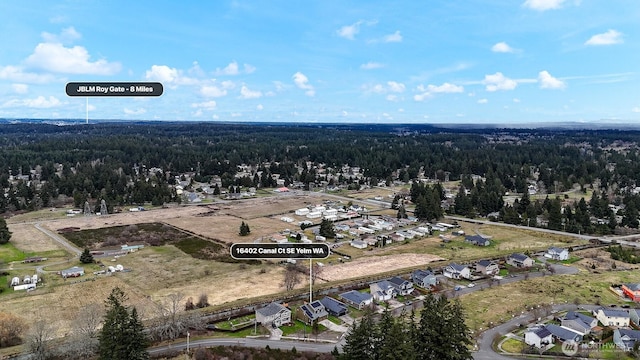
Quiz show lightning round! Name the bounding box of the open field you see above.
[459,269,637,332]
[6,223,66,253]
[165,214,284,244]
[321,253,444,282]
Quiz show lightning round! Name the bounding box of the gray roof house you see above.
[595,307,630,327]
[443,263,471,280]
[61,266,84,278]
[545,324,583,343]
[562,311,597,335]
[475,260,499,275]
[255,302,291,327]
[412,269,437,289]
[339,290,373,309]
[319,297,348,317]
[297,300,328,325]
[507,253,534,268]
[370,280,396,301]
[388,276,414,296]
[614,329,640,351]
[524,326,553,349]
[545,247,569,260]
[465,235,490,246]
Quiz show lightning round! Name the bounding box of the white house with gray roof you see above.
[594,307,630,327]
[443,263,471,280]
[614,329,640,351]
[507,253,534,268]
[370,280,396,301]
[339,290,373,309]
[524,326,553,349]
[545,247,569,261]
[255,302,291,327]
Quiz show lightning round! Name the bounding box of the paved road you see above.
[34,222,81,256]
[149,337,342,356]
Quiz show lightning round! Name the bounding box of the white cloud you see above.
[124,108,146,115]
[387,81,405,93]
[0,65,58,83]
[200,85,227,98]
[240,85,262,99]
[337,21,362,40]
[212,114,220,120]
[11,84,28,94]
[513,98,521,103]
[145,65,202,86]
[413,93,431,102]
[478,98,488,104]
[244,64,256,74]
[483,72,517,91]
[191,101,217,109]
[383,31,402,43]
[87,104,96,111]
[491,42,515,53]
[360,62,384,70]
[523,0,566,11]
[342,110,348,116]
[213,61,255,76]
[24,42,121,75]
[386,94,399,102]
[633,107,640,113]
[424,83,464,93]
[538,70,566,89]
[2,96,62,108]
[292,72,315,96]
[585,29,623,46]
[41,26,81,44]
[256,104,264,110]
[215,61,239,75]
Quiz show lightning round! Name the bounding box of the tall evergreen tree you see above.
[80,248,94,264]
[0,217,11,244]
[319,219,336,238]
[99,287,149,360]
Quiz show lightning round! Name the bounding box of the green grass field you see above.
[0,242,27,262]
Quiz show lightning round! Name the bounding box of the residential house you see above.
[255,302,291,327]
[412,269,438,289]
[388,276,414,296]
[622,283,640,302]
[297,300,329,325]
[562,311,597,335]
[594,307,630,327]
[629,309,640,327]
[370,280,396,301]
[319,297,348,317]
[545,324,583,343]
[350,240,367,249]
[507,253,534,268]
[339,290,373,309]
[545,247,569,261]
[61,266,84,278]
[270,234,288,244]
[443,263,471,280]
[475,260,499,275]
[465,235,490,246]
[614,329,640,351]
[524,326,553,349]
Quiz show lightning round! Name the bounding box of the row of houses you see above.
[526,307,640,351]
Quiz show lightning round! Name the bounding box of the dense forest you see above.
[2,121,640,235]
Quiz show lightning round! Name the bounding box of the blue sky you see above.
[0,0,638,124]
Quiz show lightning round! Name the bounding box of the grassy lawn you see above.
[328,315,343,325]
[280,320,312,336]
[0,242,27,262]
[498,269,509,276]
[501,338,524,353]
[214,314,256,330]
[460,269,636,332]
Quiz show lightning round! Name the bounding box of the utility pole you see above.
[309,258,313,303]
[186,331,190,358]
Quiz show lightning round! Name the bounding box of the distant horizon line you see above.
[1,118,640,131]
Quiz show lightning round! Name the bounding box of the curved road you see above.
[149,337,341,356]
[34,222,81,256]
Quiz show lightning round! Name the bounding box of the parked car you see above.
[467,283,476,288]
[454,285,462,291]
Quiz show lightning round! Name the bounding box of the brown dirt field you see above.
[42,206,210,232]
[574,248,640,272]
[222,195,320,219]
[345,187,400,201]
[321,253,444,282]
[6,223,64,252]
[164,214,285,244]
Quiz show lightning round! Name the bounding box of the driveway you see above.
[319,319,349,333]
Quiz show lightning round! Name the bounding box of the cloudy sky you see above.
[0,0,638,123]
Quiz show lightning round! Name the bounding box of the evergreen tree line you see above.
[337,294,472,360]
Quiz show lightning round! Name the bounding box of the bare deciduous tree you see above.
[24,319,54,360]
[0,312,27,347]
[197,293,209,308]
[149,293,204,342]
[311,263,324,285]
[283,264,302,291]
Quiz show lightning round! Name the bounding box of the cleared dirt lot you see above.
[6,223,64,252]
[321,253,444,282]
